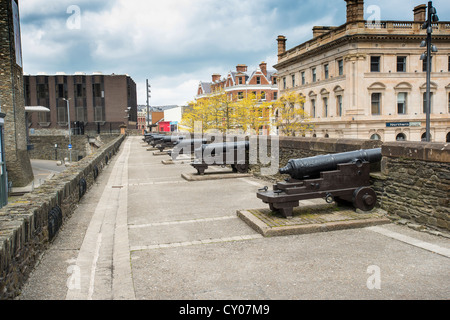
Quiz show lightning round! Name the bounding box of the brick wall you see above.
[0,135,124,299]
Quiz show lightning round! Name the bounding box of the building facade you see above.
[24,73,138,135]
[197,62,279,103]
[274,0,450,142]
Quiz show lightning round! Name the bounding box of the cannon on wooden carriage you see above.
[145,134,165,144]
[257,148,382,218]
[155,135,185,152]
[168,138,208,159]
[191,141,250,175]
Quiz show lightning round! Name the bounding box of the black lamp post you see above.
[420,1,439,142]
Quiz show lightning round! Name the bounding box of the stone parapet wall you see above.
[0,135,125,299]
[374,142,450,232]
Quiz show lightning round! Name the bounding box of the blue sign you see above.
[68,144,72,149]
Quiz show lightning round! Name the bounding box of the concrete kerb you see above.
[181,172,253,181]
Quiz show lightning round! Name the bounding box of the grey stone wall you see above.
[0,0,34,187]
[373,142,450,232]
[0,135,124,299]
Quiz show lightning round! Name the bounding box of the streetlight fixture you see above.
[420,1,439,142]
[62,98,72,162]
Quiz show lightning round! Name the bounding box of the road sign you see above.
[68,144,72,150]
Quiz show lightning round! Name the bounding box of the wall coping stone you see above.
[382,142,450,163]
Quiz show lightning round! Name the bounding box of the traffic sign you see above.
[68,144,72,150]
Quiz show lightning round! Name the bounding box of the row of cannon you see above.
[143,133,382,218]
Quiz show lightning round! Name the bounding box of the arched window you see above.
[396,133,407,141]
[370,134,381,140]
[422,133,432,141]
[447,132,450,142]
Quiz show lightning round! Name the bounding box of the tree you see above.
[233,92,271,135]
[271,90,313,136]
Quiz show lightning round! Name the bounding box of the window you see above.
[291,74,295,87]
[324,64,329,79]
[94,106,104,122]
[37,83,48,99]
[448,93,450,113]
[397,56,407,72]
[256,76,261,85]
[311,99,316,118]
[370,134,381,140]
[238,77,243,85]
[336,95,342,116]
[423,92,433,113]
[273,92,278,100]
[312,68,317,82]
[75,83,86,98]
[273,77,277,85]
[301,72,305,85]
[261,91,266,100]
[371,56,381,72]
[93,83,103,98]
[371,93,381,115]
[237,92,244,100]
[57,106,67,123]
[323,97,328,117]
[338,59,344,76]
[397,92,407,114]
[396,133,406,141]
[283,77,286,89]
[56,83,67,99]
[423,56,432,72]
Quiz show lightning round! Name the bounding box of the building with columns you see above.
[274,0,450,142]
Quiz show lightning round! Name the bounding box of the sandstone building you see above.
[274,0,450,142]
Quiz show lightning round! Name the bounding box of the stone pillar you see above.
[0,0,34,187]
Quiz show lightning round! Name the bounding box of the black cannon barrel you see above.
[279,148,382,180]
[174,139,207,146]
[197,141,249,153]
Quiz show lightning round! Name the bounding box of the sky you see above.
[19,0,450,107]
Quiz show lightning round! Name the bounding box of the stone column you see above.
[0,0,34,187]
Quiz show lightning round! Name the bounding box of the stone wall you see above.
[0,134,124,299]
[373,141,450,232]
[28,134,121,162]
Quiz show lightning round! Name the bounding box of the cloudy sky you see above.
[19,0,450,107]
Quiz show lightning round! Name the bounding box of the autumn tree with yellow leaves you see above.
[271,90,313,136]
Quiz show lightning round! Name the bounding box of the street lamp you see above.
[420,1,439,142]
[62,98,72,162]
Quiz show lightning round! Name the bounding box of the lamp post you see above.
[420,1,439,142]
[62,98,72,162]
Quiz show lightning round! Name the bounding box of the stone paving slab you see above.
[238,204,391,237]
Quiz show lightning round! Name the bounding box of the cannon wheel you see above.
[235,164,249,173]
[352,187,377,212]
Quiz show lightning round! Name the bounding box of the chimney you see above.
[236,64,247,73]
[259,62,267,76]
[413,4,427,22]
[212,74,221,82]
[277,35,287,56]
[345,0,364,23]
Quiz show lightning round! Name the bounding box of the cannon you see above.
[155,135,185,152]
[257,148,382,218]
[168,139,207,159]
[145,134,165,144]
[191,141,250,175]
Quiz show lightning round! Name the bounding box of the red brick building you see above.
[24,73,137,134]
[197,62,279,102]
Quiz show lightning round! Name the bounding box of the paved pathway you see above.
[18,136,450,300]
